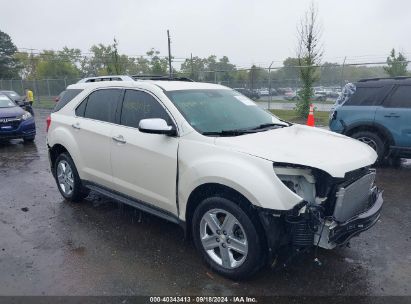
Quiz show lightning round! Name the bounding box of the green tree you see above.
[146,48,169,75]
[13,51,32,79]
[296,2,322,118]
[127,56,151,75]
[0,30,20,78]
[180,56,206,80]
[36,50,81,79]
[384,49,408,77]
[214,56,236,84]
[278,58,300,81]
[233,69,248,87]
[81,42,122,76]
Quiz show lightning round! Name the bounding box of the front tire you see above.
[192,197,264,280]
[54,153,87,202]
[351,131,386,164]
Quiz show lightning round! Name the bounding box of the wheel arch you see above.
[344,122,395,147]
[49,143,69,177]
[48,125,83,177]
[184,183,266,242]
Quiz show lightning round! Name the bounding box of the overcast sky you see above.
[2,0,410,68]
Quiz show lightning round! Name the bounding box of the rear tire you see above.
[351,131,386,164]
[54,153,88,202]
[192,197,264,280]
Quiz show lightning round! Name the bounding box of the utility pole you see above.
[167,30,172,78]
[268,61,274,111]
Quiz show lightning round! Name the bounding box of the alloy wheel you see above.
[357,136,378,151]
[200,208,248,269]
[56,160,74,196]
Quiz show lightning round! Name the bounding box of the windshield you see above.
[166,89,286,135]
[0,94,16,108]
[7,91,21,100]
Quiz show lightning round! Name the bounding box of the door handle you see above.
[384,113,400,118]
[71,123,81,129]
[112,135,127,144]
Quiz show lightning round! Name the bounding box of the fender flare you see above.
[344,121,395,146]
[48,127,83,175]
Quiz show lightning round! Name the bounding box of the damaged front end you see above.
[259,163,383,260]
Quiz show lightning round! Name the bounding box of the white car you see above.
[258,88,270,96]
[46,80,383,279]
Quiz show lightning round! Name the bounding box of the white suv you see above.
[46,80,383,279]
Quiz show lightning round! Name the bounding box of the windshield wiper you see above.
[202,123,290,136]
[202,129,257,136]
[250,122,288,130]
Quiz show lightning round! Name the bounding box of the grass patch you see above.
[256,98,335,104]
[33,100,55,109]
[270,109,329,126]
[255,99,286,103]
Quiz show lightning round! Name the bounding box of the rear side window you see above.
[53,89,83,112]
[120,90,171,128]
[344,87,383,106]
[76,89,122,123]
[384,85,411,108]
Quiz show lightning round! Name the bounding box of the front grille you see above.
[0,117,21,131]
[333,171,376,222]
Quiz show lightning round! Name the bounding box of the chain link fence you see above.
[0,63,388,103]
[0,78,81,102]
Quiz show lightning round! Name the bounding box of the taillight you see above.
[46,115,51,132]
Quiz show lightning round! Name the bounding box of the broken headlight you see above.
[273,164,316,204]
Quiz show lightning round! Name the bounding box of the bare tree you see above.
[296,2,323,118]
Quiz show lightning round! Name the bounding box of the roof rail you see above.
[358,76,411,82]
[131,75,194,82]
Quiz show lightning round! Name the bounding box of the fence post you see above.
[46,79,51,97]
[34,79,40,104]
[268,62,274,111]
[340,57,347,88]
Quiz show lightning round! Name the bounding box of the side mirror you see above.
[138,118,177,136]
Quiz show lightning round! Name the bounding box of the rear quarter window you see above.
[384,85,411,108]
[53,89,83,112]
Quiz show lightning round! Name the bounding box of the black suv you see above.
[330,77,411,163]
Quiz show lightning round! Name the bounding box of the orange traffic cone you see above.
[306,104,315,127]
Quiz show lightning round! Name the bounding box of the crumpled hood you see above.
[215,124,377,178]
[0,106,24,118]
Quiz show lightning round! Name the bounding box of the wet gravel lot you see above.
[0,109,410,296]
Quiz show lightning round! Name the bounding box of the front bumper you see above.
[0,117,36,140]
[316,189,383,249]
[258,187,383,254]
